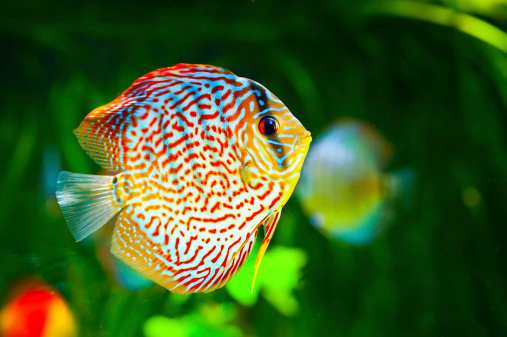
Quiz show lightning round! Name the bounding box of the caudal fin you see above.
[56,171,121,241]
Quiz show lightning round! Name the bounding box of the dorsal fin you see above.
[74,64,237,171]
[73,97,130,171]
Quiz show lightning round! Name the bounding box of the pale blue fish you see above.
[296,120,414,246]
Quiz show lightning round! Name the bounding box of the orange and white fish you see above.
[56,64,312,294]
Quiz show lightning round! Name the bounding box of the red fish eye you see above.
[259,116,279,136]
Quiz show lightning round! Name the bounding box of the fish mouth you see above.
[298,131,312,145]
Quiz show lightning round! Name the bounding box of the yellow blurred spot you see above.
[462,187,481,208]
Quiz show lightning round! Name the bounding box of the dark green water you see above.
[1,0,507,336]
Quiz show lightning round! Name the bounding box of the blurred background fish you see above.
[296,120,414,246]
[0,279,76,337]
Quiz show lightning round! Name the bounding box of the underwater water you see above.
[2,0,507,336]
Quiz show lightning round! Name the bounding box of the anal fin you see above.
[111,208,186,293]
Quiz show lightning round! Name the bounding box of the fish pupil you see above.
[259,116,279,136]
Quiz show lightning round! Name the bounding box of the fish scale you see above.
[57,64,311,293]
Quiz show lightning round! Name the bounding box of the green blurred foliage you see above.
[144,302,241,337]
[226,245,307,316]
[1,0,507,336]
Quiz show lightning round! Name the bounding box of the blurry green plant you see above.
[365,0,507,53]
[226,246,307,317]
[144,302,241,337]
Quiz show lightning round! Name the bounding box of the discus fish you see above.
[0,280,76,337]
[56,64,312,294]
[296,120,413,246]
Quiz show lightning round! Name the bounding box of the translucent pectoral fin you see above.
[56,171,121,241]
[252,209,282,292]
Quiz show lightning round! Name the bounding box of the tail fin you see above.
[385,168,416,209]
[56,171,121,241]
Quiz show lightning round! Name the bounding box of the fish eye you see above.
[258,116,279,136]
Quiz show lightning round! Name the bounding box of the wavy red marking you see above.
[181,206,192,215]
[248,182,264,190]
[257,182,275,201]
[268,190,284,210]
[174,85,193,96]
[154,83,184,97]
[211,85,224,94]
[222,102,235,114]
[238,205,265,230]
[210,201,221,213]
[184,153,199,163]
[171,121,185,132]
[209,160,238,176]
[184,235,198,254]
[174,112,194,127]
[153,218,164,236]
[143,215,160,230]
[182,94,211,112]
[176,245,203,266]
[167,134,189,149]
[174,237,181,264]
[210,245,225,264]
[169,90,196,110]
[198,111,219,125]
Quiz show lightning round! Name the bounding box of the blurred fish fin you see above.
[252,209,281,293]
[73,102,127,171]
[56,171,121,241]
[385,168,416,209]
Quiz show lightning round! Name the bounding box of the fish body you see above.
[56,64,311,293]
[0,280,76,337]
[296,121,413,246]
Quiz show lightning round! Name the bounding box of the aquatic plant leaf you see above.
[144,316,191,337]
[144,302,240,337]
[226,246,306,316]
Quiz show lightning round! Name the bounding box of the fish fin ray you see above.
[73,99,129,171]
[56,171,121,241]
[206,224,260,293]
[252,209,282,292]
[111,204,260,294]
[110,209,188,293]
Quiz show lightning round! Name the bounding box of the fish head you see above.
[240,80,312,204]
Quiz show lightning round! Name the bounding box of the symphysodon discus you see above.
[56,64,312,294]
[296,120,413,246]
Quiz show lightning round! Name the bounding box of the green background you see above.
[1,0,507,336]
